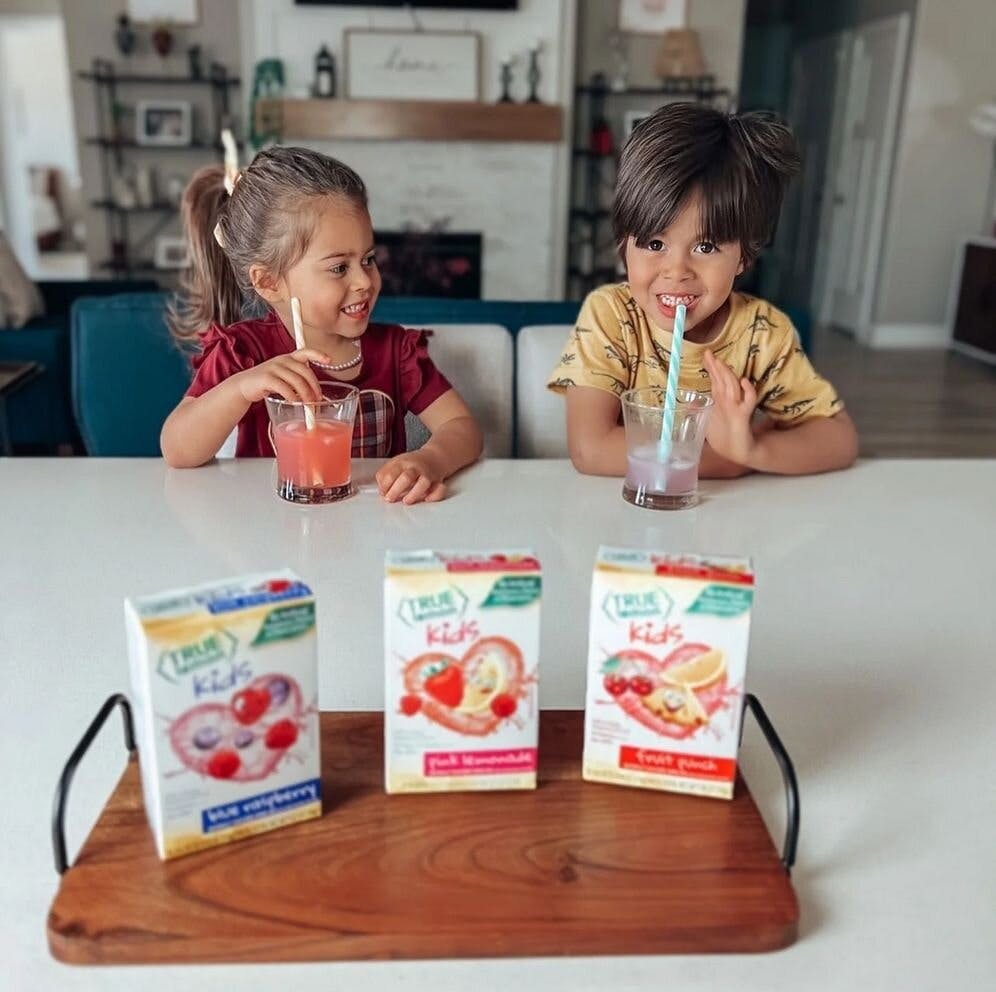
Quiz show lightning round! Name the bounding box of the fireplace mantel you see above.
[255,98,563,143]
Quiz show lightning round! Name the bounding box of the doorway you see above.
[816,14,910,340]
[0,12,88,279]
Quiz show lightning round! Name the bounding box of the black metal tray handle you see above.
[743,693,800,872]
[52,693,136,875]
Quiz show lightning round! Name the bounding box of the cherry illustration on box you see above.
[598,644,739,741]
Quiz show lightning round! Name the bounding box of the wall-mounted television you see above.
[295,1,518,9]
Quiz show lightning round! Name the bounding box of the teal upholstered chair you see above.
[0,279,157,451]
[71,293,190,456]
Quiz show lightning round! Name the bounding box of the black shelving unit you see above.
[85,137,232,150]
[568,77,732,300]
[89,200,175,213]
[80,59,241,279]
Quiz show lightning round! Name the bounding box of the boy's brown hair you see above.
[613,103,801,263]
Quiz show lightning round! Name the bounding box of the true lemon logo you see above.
[157,629,238,683]
[603,587,674,622]
[397,586,468,627]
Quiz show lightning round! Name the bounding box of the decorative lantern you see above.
[313,45,336,99]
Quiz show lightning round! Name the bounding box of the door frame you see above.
[815,12,911,342]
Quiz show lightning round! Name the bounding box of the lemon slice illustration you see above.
[662,648,726,689]
[456,653,506,714]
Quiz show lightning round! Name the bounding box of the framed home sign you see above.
[344,29,481,101]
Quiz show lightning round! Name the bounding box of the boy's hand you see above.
[703,349,758,466]
[233,349,332,404]
[376,451,447,505]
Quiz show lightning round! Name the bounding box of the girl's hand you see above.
[376,451,447,505]
[703,349,758,467]
[232,349,332,404]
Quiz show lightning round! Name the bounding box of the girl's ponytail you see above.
[166,165,244,344]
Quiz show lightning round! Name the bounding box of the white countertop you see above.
[2,458,993,990]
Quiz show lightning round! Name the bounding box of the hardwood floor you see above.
[811,328,996,458]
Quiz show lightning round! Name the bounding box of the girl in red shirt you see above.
[161,145,482,504]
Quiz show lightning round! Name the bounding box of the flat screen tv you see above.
[295,1,518,9]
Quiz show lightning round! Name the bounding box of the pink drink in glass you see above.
[273,420,352,492]
[265,381,358,504]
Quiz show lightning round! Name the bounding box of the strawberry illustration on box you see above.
[384,551,541,793]
[584,548,754,800]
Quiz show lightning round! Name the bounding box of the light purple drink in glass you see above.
[620,388,713,510]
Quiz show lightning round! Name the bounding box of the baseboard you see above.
[950,340,996,366]
[868,323,950,348]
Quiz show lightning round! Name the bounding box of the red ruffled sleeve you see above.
[185,314,289,399]
[398,329,453,415]
[186,324,252,398]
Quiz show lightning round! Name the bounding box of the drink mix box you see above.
[384,550,541,793]
[125,570,321,859]
[583,547,754,800]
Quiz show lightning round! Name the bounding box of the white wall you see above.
[872,0,996,345]
[1,18,79,176]
[0,0,58,12]
[0,13,80,275]
[241,0,576,299]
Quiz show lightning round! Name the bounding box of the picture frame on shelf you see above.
[344,29,481,101]
[153,235,190,270]
[619,0,687,34]
[135,100,192,146]
[623,110,651,140]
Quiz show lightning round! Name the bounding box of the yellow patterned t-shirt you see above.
[547,283,843,423]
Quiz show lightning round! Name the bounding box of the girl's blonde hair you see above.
[167,145,368,343]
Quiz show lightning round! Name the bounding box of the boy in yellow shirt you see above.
[548,103,857,477]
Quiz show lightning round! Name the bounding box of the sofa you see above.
[60,288,812,458]
[70,292,583,457]
[0,279,157,451]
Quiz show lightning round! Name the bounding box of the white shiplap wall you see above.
[240,0,576,299]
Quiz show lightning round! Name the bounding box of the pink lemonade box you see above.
[583,547,754,800]
[125,570,321,859]
[384,550,541,794]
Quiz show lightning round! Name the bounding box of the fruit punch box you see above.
[384,550,541,794]
[583,547,754,800]
[125,570,321,859]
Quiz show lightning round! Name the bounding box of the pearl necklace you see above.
[314,342,362,373]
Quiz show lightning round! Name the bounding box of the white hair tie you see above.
[221,128,240,195]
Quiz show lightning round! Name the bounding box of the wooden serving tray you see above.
[48,710,798,963]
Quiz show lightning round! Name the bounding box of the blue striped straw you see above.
[657,303,686,462]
